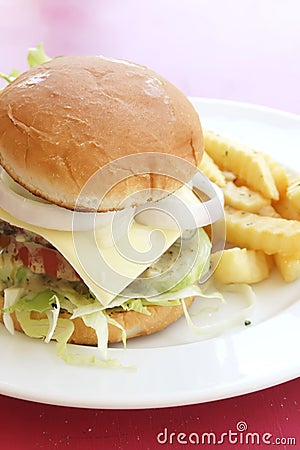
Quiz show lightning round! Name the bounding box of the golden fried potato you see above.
[273,196,300,220]
[286,177,300,208]
[262,153,288,196]
[202,129,300,283]
[204,130,279,200]
[222,171,236,182]
[225,207,300,254]
[274,252,300,282]
[257,205,281,218]
[222,181,270,213]
[198,151,226,187]
[211,247,271,284]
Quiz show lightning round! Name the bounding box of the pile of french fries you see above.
[199,130,300,284]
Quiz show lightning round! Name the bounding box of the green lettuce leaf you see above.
[0,69,20,83]
[13,289,62,313]
[15,309,131,369]
[27,43,51,68]
[119,298,151,315]
[15,267,27,283]
[0,43,51,86]
[104,313,127,348]
[82,310,109,354]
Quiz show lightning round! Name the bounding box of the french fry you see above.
[198,151,226,187]
[222,171,236,182]
[262,152,288,196]
[274,252,300,282]
[203,129,300,282]
[211,247,271,284]
[286,177,300,209]
[225,207,300,254]
[273,196,300,221]
[204,130,279,200]
[257,205,281,218]
[222,181,270,213]
[286,171,299,184]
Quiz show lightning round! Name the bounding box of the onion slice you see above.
[0,169,133,231]
[0,168,224,232]
[135,172,224,229]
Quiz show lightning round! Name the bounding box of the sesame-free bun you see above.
[0,56,203,211]
[0,295,193,345]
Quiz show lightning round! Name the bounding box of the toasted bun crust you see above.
[0,295,193,345]
[0,56,203,211]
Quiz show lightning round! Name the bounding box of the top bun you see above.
[0,56,203,211]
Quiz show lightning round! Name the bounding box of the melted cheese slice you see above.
[0,207,179,306]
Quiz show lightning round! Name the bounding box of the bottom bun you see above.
[0,295,194,345]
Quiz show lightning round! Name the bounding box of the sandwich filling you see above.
[0,218,211,361]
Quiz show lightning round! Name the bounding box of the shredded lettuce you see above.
[119,299,151,315]
[181,282,255,336]
[57,347,128,369]
[15,310,59,339]
[27,43,51,68]
[70,302,102,320]
[0,43,51,86]
[0,69,20,84]
[0,268,256,368]
[1,283,208,367]
[15,267,27,283]
[140,285,204,304]
[45,295,60,343]
[13,289,63,313]
[3,287,24,334]
[105,313,127,348]
[82,310,109,356]
[11,290,61,343]
[53,320,129,369]
[14,310,131,369]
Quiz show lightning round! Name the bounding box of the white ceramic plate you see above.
[1,98,300,409]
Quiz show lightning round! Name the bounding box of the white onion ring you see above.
[0,169,224,231]
[135,172,224,229]
[0,170,133,231]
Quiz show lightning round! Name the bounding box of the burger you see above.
[0,48,223,363]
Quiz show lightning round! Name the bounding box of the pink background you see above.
[1,0,300,114]
[1,1,300,449]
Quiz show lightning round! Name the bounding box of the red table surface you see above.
[0,378,299,449]
[1,1,300,449]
